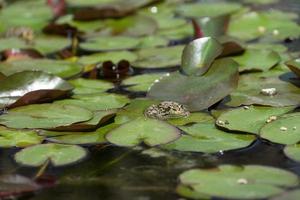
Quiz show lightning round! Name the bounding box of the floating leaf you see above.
[176,185,210,200]
[226,74,300,107]
[15,144,87,167]
[44,124,117,145]
[55,93,130,111]
[122,73,166,92]
[260,113,300,145]
[78,51,137,66]
[163,123,255,153]
[0,71,73,109]
[216,106,293,134]
[106,117,181,147]
[245,0,279,4]
[0,59,82,79]
[114,99,159,124]
[0,104,93,129]
[176,2,242,18]
[69,78,114,95]
[132,45,184,69]
[286,58,300,77]
[231,49,281,72]
[80,36,140,51]
[271,189,300,200]
[179,165,299,199]
[228,11,300,41]
[167,112,214,126]
[181,37,223,76]
[0,126,43,148]
[148,58,239,111]
[158,23,193,40]
[284,144,300,162]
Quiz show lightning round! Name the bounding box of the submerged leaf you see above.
[15,143,87,167]
[106,117,181,147]
[284,144,300,163]
[179,165,299,199]
[0,71,73,109]
[148,58,239,111]
[181,37,223,76]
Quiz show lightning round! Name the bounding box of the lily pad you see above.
[148,58,239,111]
[55,93,130,111]
[271,189,300,200]
[0,71,73,109]
[176,185,210,200]
[44,124,118,145]
[0,104,93,129]
[167,112,214,126]
[284,144,300,162]
[14,143,87,167]
[158,23,193,40]
[163,122,255,153]
[77,51,137,66]
[106,117,181,147]
[286,58,300,77]
[69,78,114,94]
[260,113,300,145]
[176,2,242,18]
[0,59,83,79]
[80,36,140,51]
[181,37,223,76]
[114,99,159,124]
[0,126,43,148]
[122,73,166,92]
[179,165,299,199]
[132,45,184,69]
[228,11,300,41]
[231,49,281,72]
[216,106,294,134]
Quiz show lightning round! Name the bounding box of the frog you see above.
[4,27,35,44]
[144,101,190,120]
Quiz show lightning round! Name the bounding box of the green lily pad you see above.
[260,113,300,145]
[122,73,166,92]
[158,23,193,40]
[80,36,140,51]
[0,59,83,79]
[114,99,159,124]
[69,78,114,95]
[271,189,300,200]
[176,2,242,18]
[0,126,43,148]
[14,143,87,167]
[0,71,73,108]
[176,185,210,200]
[167,112,214,126]
[245,0,279,4]
[148,58,239,111]
[0,104,93,129]
[44,124,118,145]
[216,106,294,134]
[0,1,52,33]
[163,122,255,153]
[284,144,300,162]
[247,43,288,53]
[181,37,223,76]
[78,51,137,66]
[231,49,281,72]
[137,35,169,48]
[179,165,299,199]
[55,93,130,111]
[228,11,300,41]
[106,117,181,147]
[226,74,300,107]
[132,45,184,69]
[285,58,300,77]
[0,37,28,52]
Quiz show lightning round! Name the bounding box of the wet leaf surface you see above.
[0,104,93,129]
[69,78,114,94]
[148,58,239,111]
[284,144,300,162]
[106,117,181,147]
[15,143,88,167]
[179,165,299,199]
[286,58,300,77]
[216,105,294,134]
[260,112,300,144]
[163,122,255,153]
[0,71,73,108]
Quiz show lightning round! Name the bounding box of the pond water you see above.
[0,0,300,200]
